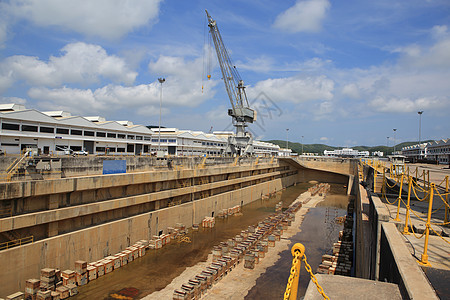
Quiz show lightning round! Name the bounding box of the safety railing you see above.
[284,243,329,300]
[0,235,34,251]
[363,160,449,267]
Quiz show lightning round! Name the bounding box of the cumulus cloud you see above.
[1,96,27,105]
[5,0,162,40]
[0,42,137,89]
[248,75,334,103]
[26,55,219,116]
[273,0,331,33]
[368,96,445,113]
[341,83,360,99]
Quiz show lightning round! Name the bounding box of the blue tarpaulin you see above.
[103,160,126,175]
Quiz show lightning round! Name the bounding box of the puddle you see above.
[245,192,348,299]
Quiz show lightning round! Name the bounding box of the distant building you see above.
[425,139,450,164]
[401,143,428,162]
[372,151,384,157]
[323,148,369,157]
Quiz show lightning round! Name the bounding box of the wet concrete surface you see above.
[74,183,314,299]
[245,193,348,299]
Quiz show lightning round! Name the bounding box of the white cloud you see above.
[26,55,220,116]
[320,137,329,142]
[273,0,331,33]
[341,83,360,99]
[368,96,446,113]
[5,0,162,40]
[1,96,27,105]
[0,42,137,88]
[0,21,7,48]
[248,75,334,103]
[238,56,275,73]
[431,25,448,40]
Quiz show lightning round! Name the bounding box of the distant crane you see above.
[205,10,255,156]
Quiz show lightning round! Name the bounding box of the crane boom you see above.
[206,9,255,156]
[206,10,255,124]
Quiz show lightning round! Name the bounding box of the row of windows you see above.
[2,122,228,146]
[2,122,149,140]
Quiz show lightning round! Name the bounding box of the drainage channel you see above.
[74,183,313,299]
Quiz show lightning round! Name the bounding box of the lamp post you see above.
[301,135,304,155]
[393,129,397,154]
[286,129,289,154]
[158,77,165,152]
[418,111,423,158]
[387,137,389,147]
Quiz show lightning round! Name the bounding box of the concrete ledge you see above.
[0,170,287,232]
[0,163,281,199]
[304,274,402,300]
[371,193,390,222]
[381,222,438,300]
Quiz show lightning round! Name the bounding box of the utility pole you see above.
[301,135,304,155]
[286,129,289,152]
[418,111,423,158]
[393,129,397,154]
[158,78,165,152]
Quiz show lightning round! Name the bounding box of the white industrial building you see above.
[0,103,283,157]
[402,139,450,164]
[323,148,369,157]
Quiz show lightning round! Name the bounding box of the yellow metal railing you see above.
[284,243,329,300]
[362,160,449,267]
[0,235,34,251]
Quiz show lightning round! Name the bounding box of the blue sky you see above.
[0,0,449,147]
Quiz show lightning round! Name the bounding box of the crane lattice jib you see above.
[206,10,251,114]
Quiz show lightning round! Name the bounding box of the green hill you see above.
[265,139,434,155]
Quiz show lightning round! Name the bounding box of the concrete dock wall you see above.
[0,172,295,296]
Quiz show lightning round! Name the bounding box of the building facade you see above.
[0,104,283,157]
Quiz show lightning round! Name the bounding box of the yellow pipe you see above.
[418,183,434,267]
[423,170,426,189]
[289,243,305,300]
[394,174,403,222]
[445,176,449,224]
[403,176,412,235]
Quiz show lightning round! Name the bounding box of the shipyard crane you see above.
[205,10,255,156]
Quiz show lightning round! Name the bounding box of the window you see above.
[1,142,19,146]
[107,133,116,138]
[136,136,143,140]
[108,147,116,152]
[2,123,20,130]
[96,132,106,137]
[22,125,38,132]
[71,129,82,135]
[168,139,176,143]
[70,146,82,151]
[160,139,167,143]
[127,135,135,140]
[56,128,69,134]
[84,131,95,136]
[151,139,158,143]
[144,136,151,141]
[118,134,126,139]
[127,144,134,152]
[40,126,54,133]
[117,148,125,153]
[96,147,106,152]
